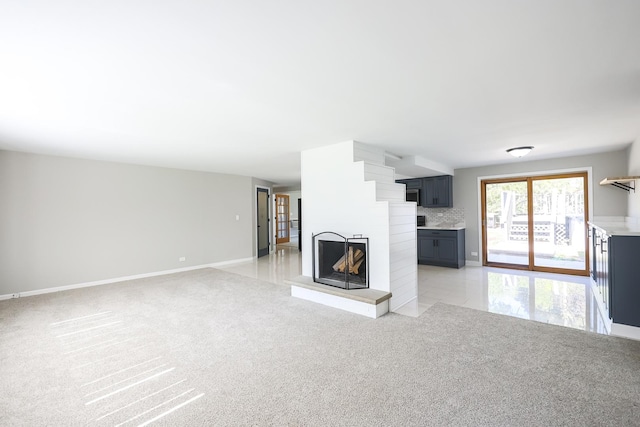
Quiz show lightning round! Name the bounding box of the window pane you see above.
[532,177,586,271]
[485,181,529,266]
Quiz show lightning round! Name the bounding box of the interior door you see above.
[257,188,269,257]
[481,172,588,275]
[275,194,290,244]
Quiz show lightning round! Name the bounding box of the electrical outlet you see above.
[235,214,240,221]
[437,213,444,217]
[471,251,478,256]
[11,293,19,299]
[179,257,186,262]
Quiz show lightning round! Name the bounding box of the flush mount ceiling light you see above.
[506,146,534,158]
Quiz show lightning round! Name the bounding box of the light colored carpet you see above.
[1,268,639,426]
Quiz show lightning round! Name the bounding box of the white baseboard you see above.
[0,256,255,301]
[611,323,640,341]
[210,257,255,267]
[465,260,482,267]
[390,295,417,312]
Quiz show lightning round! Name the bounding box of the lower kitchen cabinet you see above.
[418,229,465,268]
[591,226,610,315]
[590,224,640,328]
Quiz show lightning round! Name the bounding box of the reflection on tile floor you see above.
[219,246,609,335]
[400,265,609,335]
[218,245,302,286]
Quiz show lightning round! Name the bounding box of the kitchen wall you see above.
[454,149,629,263]
[417,206,464,226]
[626,141,640,220]
[0,150,255,295]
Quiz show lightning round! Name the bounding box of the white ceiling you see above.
[1,1,639,186]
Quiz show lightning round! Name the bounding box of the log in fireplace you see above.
[312,232,369,289]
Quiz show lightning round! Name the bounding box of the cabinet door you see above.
[423,178,436,207]
[418,237,438,261]
[595,231,604,307]
[434,176,452,207]
[609,236,640,327]
[423,176,453,207]
[436,238,457,263]
[600,234,611,318]
[405,178,423,189]
[589,227,596,280]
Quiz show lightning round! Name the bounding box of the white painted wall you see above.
[388,202,417,310]
[286,190,302,222]
[301,141,417,310]
[0,150,255,295]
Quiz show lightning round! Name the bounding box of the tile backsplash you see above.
[417,207,465,226]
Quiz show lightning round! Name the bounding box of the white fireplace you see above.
[296,141,417,316]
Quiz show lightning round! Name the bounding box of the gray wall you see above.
[454,149,629,263]
[627,141,640,219]
[273,185,301,192]
[0,150,254,294]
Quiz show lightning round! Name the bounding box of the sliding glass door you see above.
[532,176,587,271]
[483,180,530,267]
[481,172,589,276]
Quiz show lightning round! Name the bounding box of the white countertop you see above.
[418,225,466,230]
[588,220,640,236]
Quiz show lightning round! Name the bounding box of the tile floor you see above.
[219,244,610,335]
[218,244,302,287]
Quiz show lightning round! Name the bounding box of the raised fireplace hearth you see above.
[312,232,369,290]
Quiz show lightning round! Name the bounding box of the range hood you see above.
[599,176,640,192]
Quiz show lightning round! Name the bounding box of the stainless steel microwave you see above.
[406,189,420,204]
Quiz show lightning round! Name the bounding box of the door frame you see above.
[256,186,271,257]
[481,176,531,271]
[275,193,290,244]
[477,167,593,276]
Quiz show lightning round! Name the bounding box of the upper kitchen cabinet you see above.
[395,178,423,204]
[423,175,453,208]
[396,175,453,207]
[396,178,423,189]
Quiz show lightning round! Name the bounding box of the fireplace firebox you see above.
[312,232,369,289]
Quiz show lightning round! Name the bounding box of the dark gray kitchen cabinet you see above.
[609,235,640,327]
[590,225,640,328]
[396,178,423,204]
[423,175,453,208]
[418,229,465,268]
[396,175,453,208]
[418,236,437,261]
[402,178,423,190]
[592,227,610,314]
